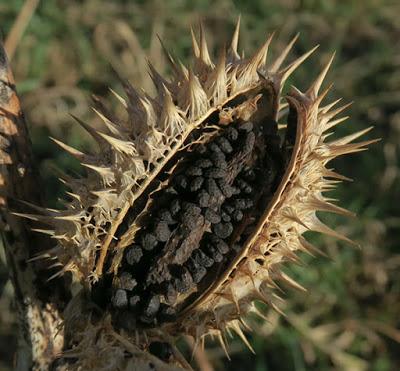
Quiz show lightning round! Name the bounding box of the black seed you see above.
[204,209,221,224]
[225,126,238,141]
[221,185,234,198]
[237,179,253,194]
[126,245,143,265]
[221,211,231,222]
[186,166,203,177]
[149,342,174,362]
[142,295,160,319]
[205,168,226,179]
[211,152,227,169]
[182,213,204,232]
[209,144,227,165]
[215,253,223,263]
[243,185,253,194]
[209,142,223,154]
[244,198,254,209]
[153,221,171,242]
[239,121,254,132]
[205,179,224,202]
[232,209,244,222]
[215,158,228,170]
[244,131,256,153]
[174,175,188,190]
[173,276,189,294]
[112,289,128,309]
[217,179,234,198]
[190,176,204,192]
[159,209,176,225]
[233,199,247,210]
[119,272,137,291]
[216,137,233,153]
[187,260,207,283]
[206,245,223,263]
[170,199,181,215]
[195,158,213,168]
[193,268,207,283]
[197,190,210,207]
[186,259,198,275]
[223,205,235,214]
[212,237,229,254]
[182,202,202,216]
[141,233,158,250]
[129,295,140,307]
[213,222,233,239]
[206,178,218,193]
[232,243,241,252]
[192,249,214,268]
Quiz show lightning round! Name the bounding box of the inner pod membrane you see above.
[92,92,298,329]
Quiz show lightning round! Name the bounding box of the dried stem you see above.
[4,0,40,60]
[0,42,68,370]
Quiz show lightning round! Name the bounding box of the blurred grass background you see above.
[0,0,399,370]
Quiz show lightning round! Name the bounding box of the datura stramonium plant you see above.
[20,20,376,370]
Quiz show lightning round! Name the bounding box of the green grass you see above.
[1,0,399,370]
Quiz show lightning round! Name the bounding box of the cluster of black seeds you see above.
[106,117,284,328]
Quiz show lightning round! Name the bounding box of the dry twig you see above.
[4,0,40,60]
[0,41,67,371]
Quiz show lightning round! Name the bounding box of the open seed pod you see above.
[21,19,377,370]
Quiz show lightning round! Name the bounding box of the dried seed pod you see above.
[23,19,377,369]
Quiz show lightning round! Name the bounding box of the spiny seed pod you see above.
[20,19,377,369]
